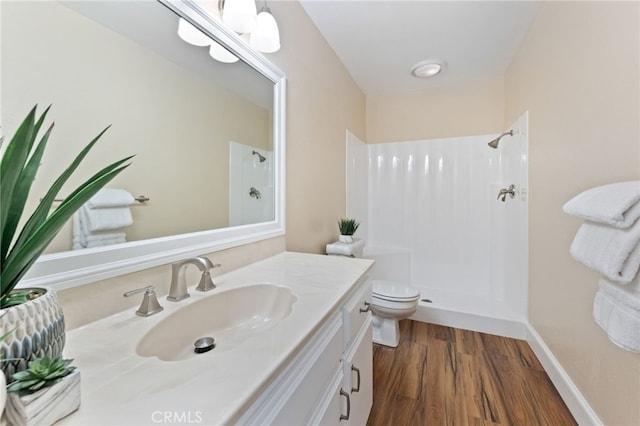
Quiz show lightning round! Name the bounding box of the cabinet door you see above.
[343,279,372,349]
[308,368,345,426]
[343,319,373,426]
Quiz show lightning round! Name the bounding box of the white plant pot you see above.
[4,370,80,426]
[339,235,354,244]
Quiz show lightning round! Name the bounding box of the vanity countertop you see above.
[58,252,373,425]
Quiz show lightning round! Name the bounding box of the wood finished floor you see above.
[366,320,577,426]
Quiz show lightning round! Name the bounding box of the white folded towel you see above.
[563,181,640,228]
[87,188,135,209]
[570,219,640,284]
[593,289,640,353]
[326,239,365,258]
[79,205,133,232]
[72,232,126,250]
[599,276,640,311]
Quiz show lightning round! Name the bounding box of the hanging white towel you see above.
[563,181,640,228]
[599,276,640,311]
[593,289,640,353]
[79,205,133,232]
[570,219,640,284]
[72,189,134,250]
[87,188,135,209]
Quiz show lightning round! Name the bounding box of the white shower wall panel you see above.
[368,136,501,298]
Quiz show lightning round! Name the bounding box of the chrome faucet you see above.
[167,256,221,302]
[497,184,517,202]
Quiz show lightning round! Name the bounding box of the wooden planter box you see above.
[3,370,80,426]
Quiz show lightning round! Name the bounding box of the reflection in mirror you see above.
[0,0,285,289]
[2,0,275,254]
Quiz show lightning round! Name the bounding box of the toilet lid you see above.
[372,280,420,300]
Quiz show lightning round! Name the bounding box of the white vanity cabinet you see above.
[340,280,373,425]
[239,276,373,426]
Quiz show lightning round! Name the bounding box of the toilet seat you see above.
[372,280,420,302]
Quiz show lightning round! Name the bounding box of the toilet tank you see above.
[362,246,411,285]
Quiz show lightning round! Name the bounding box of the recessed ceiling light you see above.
[411,60,446,78]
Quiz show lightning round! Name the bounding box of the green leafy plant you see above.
[0,105,133,308]
[338,218,360,236]
[7,356,76,393]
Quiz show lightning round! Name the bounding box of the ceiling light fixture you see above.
[177,18,212,47]
[222,0,257,34]
[176,0,280,64]
[250,5,280,53]
[410,60,446,78]
[209,41,240,63]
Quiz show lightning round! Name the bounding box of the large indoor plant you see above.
[0,105,132,377]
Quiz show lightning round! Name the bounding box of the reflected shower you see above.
[488,130,514,149]
[252,150,266,162]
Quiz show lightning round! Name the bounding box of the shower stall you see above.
[229,141,274,227]
[346,113,529,336]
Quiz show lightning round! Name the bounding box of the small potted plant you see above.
[0,105,132,379]
[338,218,360,244]
[4,355,79,425]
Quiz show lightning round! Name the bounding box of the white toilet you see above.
[370,280,420,347]
[326,240,420,347]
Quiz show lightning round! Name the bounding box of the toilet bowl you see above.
[371,280,420,347]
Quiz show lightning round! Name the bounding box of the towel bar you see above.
[50,195,150,204]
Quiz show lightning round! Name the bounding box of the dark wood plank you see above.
[367,320,577,426]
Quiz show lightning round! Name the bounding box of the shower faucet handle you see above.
[497,184,517,202]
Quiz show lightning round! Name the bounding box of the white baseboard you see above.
[525,324,602,426]
[410,306,601,425]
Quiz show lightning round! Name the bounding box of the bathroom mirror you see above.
[1,0,286,289]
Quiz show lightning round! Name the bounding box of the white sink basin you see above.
[136,284,297,361]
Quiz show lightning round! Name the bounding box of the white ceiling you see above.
[299,1,541,96]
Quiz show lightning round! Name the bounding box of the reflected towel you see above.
[570,219,640,284]
[72,232,126,250]
[87,188,135,209]
[79,205,132,232]
[594,289,640,353]
[563,181,640,228]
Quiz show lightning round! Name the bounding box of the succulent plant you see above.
[338,218,360,236]
[7,356,76,393]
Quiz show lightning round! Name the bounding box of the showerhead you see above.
[252,150,266,163]
[488,130,514,149]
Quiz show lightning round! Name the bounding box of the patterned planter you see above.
[0,288,65,381]
[3,370,80,426]
[0,371,6,426]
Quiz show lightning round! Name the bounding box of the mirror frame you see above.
[21,0,286,291]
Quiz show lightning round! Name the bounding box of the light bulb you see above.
[250,8,280,53]
[177,18,211,47]
[222,0,257,34]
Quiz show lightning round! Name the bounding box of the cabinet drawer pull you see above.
[339,389,351,421]
[359,301,371,314]
[351,365,361,392]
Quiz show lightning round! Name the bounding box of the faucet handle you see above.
[195,264,222,292]
[124,285,164,317]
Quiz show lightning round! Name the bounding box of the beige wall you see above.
[366,75,504,143]
[505,2,640,425]
[2,1,270,252]
[268,1,367,253]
